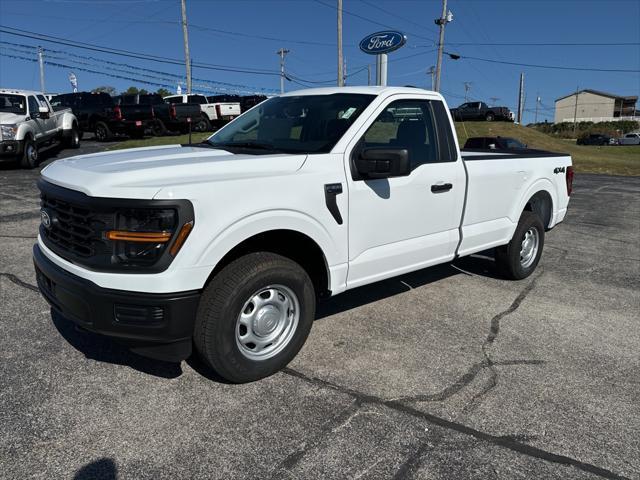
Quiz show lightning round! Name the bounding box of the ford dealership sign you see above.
[359,31,407,55]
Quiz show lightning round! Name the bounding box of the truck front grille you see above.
[40,195,100,257]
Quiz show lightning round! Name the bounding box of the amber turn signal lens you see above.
[170,221,194,256]
[106,230,172,243]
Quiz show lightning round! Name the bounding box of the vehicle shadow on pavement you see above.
[316,251,501,320]
[73,458,118,480]
[51,309,183,379]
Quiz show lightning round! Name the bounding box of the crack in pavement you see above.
[281,368,628,480]
[0,211,40,223]
[0,272,39,292]
[0,235,38,239]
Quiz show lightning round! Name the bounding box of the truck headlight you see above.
[105,208,192,267]
[1,124,17,140]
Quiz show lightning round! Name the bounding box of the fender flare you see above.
[512,178,557,228]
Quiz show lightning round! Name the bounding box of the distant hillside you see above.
[454,122,639,176]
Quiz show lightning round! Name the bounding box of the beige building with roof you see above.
[554,89,638,123]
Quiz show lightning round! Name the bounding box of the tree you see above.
[91,86,116,95]
[156,88,171,98]
[122,86,149,95]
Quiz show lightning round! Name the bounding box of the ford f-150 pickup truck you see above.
[1,88,80,168]
[33,86,573,383]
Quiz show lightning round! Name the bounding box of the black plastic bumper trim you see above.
[33,244,201,361]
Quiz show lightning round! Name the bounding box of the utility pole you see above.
[343,56,347,86]
[434,0,452,92]
[463,81,472,102]
[337,0,344,87]
[516,72,524,124]
[367,65,371,86]
[180,0,192,94]
[427,66,435,90]
[534,93,540,123]
[277,48,290,94]
[37,46,45,93]
[572,85,579,134]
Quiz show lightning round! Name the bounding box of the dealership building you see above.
[554,89,638,123]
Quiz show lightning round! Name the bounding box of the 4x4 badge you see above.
[553,167,566,174]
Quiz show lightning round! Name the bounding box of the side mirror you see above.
[38,106,50,119]
[355,148,410,179]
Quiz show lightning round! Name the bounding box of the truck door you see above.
[345,96,466,288]
[27,95,48,141]
[36,95,57,136]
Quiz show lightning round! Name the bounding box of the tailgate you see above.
[120,105,154,121]
[216,103,241,117]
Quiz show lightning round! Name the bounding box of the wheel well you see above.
[208,230,330,298]
[524,190,553,229]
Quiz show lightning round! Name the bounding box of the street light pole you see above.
[37,46,45,93]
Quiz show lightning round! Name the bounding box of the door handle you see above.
[431,183,453,193]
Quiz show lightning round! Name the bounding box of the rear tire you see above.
[151,119,167,137]
[194,252,316,383]
[193,115,211,132]
[485,112,495,121]
[495,211,545,280]
[64,126,80,149]
[19,136,38,169]
[95,122,112,142]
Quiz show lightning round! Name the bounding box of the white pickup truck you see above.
[163,93,241,131]
[33,87,573,383]
[0,89,80,168]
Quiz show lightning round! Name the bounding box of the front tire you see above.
[193,115,211,132]
[19,136,38,169]
[64,126,80,149]
[194,252,315,383]
[95,121,112,142]
[495,211,545,280]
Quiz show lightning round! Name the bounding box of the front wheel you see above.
[20,137,38,169]
[95,122,112,142]
[194,252,316,383]
[495,211,545,280]
[64,126,80,149]
[192,115,211,132]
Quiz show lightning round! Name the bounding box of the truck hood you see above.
[41,144,308,199]
[0,112,27,124]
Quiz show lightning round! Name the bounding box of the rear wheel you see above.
[64,126,80,149]
[485,112,495,121]
[194,252,316,383]
[193,115,211,132]
[95,122,112,142]
[150,119,167,137]
[495,211,545,280]
[19,136,38,169]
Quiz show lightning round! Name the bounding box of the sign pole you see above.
[360,31,405,86]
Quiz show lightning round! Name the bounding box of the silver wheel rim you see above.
[27,143,37,162]
[73,131,79,145]
[520,227,539,268]
[235,284,299,361]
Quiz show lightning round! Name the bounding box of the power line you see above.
[446,41,640,47]
[312,0,436,44]
[445,51,640,73]
[359,0,439,36]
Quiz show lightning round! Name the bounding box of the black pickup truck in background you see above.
[50,92,153,140]
[115,94,202,135]
[450,101,514,122]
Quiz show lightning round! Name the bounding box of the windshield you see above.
[0,94,27,115]
[207,93,375,154]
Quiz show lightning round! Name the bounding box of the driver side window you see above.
[28,96,40,117]
[362,99,438,169]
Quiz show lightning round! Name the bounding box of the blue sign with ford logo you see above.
[359,31,407,55]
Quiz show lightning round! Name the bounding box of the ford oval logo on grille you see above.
[40,209,52,229]
[359,31,407,55]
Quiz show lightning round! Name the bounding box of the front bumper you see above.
[33,244,201,362]
[0,140,22,159]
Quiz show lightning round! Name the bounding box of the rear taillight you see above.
[169,104,177,119]
[114,105,122,121]
[566,166,574,196]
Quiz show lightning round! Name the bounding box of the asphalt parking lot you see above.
[0,144,638,479]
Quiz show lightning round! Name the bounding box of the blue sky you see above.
[1,0,639,124]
